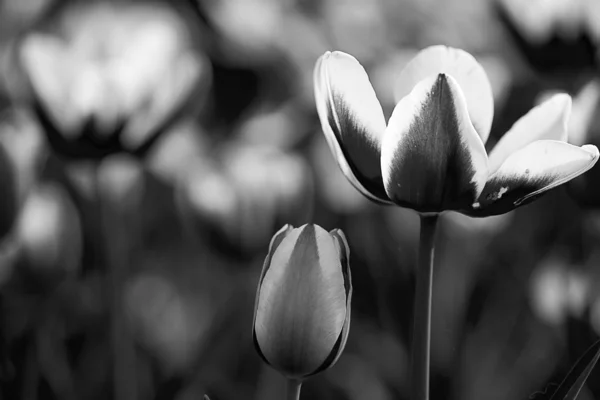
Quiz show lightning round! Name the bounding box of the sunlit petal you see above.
[382,73,488,213]
[488,94,572,173]
[394,45,494,143]
[467,141,599,216]
[314,51,391,203]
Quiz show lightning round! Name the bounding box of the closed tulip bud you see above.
[253,224,352,380]
[314,46,599,216]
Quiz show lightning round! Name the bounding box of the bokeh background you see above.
[1,0,600,399]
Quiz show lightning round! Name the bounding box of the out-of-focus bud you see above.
[16,183,82,283]
[177,144,314,257]
[199,0,289,64]
[18,1,209,160]
[0,107,47,204]
[97,154,145,212]
[253,224,352,379]
[530,258,589,326]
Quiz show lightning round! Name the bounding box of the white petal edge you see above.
[394,45,494,143]
[314,52,392,204]
[487,94,572,174]
[321,51,387,148]
[382,73,489,200]
[490,141,599,207]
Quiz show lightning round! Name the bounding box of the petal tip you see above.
[583,144,600,160]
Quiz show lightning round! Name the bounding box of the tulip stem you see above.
[285,379,302,400]
[410,214,438,400]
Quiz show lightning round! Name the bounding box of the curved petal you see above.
[309,228,352,376]
[381,73,489,213]
[465,141,599,217]
[394,45,494,143]
[314,51,391,204]
[488,94,572,173]
[254,224,347,379]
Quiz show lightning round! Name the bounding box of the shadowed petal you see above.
[465,141,599,217]
[314,51,391,203]
[394,45,494,143]
[382,73,488,213]
[488,94,572,173]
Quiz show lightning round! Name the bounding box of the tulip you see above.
[314,45,599,216]
[253,224,352,387]
[16,183,82,285]
[19,1,208,160]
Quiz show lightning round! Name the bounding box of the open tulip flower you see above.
[253,224,352,381]
[314,45,599,216]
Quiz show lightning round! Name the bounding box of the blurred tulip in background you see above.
[18,0,209,159]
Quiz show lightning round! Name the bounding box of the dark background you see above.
[0,0,600,399]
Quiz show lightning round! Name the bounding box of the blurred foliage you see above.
[0,0,599,399]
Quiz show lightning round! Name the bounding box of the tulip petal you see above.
[465,141,599,216]
[394,45,494,143]
[254,224,347,379]
[381,73,488,213]
[252,224,292,338]
[487,94,572,173]
[314,51,391,204]
[308,229,352,376]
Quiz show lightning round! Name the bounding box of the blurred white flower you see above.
[498,0,600,44]
[530,259,590,325]
[20,1,209,152]
[0,107,46,202]
[147,120,209,185]
[236,102,310,149]
[202,0,293,63]
[536,80,600,147]
[178,143,313,254]
[16,183,82,280]
[97,154,145,210]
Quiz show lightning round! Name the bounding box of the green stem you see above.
[285,378,302,400]
[410,214,438,400]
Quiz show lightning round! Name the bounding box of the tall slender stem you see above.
[98,170,138,400]
[410,214,439,400]
[285,378,302,400]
